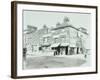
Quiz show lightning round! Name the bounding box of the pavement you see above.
[23,51,91,69]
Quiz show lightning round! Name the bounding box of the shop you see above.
[59,43,69,55]
[69,44,77,55]
[51,43,60,56]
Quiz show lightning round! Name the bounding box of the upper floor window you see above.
[43,37,50,43]
[54,38,59,43]
[60,35,66,42]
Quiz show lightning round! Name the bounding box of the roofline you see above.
[52,25,88,35]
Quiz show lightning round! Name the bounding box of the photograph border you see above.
[11,1,98,79]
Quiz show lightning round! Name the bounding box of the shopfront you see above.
[60,43,69,55]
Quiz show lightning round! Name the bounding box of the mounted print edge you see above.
[11,1,98,79]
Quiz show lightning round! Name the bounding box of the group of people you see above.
[53,47,67,56]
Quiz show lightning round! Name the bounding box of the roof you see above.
[52,25,88,35]
[24,30,34,34]
[52,25,73,30]
[27,25,37,30]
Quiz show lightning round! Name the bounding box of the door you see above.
[65,46,68,55]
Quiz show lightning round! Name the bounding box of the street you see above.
[23,53,91,69]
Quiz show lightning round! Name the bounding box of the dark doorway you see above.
[70,47,75,55]
[65,46,68,55]
[77,47,79,54]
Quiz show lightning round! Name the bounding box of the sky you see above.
[23,10,91,33]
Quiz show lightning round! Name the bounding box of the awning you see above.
[60,43,69,47]
[41,43,51,47]
[51,43,60,48]
[52,35,60,38]
[41,44,50,47]
[69,44,76,47]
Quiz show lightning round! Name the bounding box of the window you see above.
[43,37,50,43]
[54,38,58,43]
[60,35,66,42]
[62,37,66,42]
[33,45,37,52]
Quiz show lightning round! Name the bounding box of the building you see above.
[40,17,89,55]
[23,25,37,53]
[24,25,49,54]
[23,17,89,56]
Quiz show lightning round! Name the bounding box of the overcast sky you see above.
[23,10,91,33]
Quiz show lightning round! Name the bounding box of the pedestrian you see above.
[54,50,57,56]
[54,50,56,56]
[23,48,27,61]
[56,46,60,55]
[84,54,87,58]
[23,48,27,69]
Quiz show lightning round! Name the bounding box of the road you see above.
[23,54,90,69]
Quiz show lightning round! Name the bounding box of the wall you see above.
[0,0,99,80]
